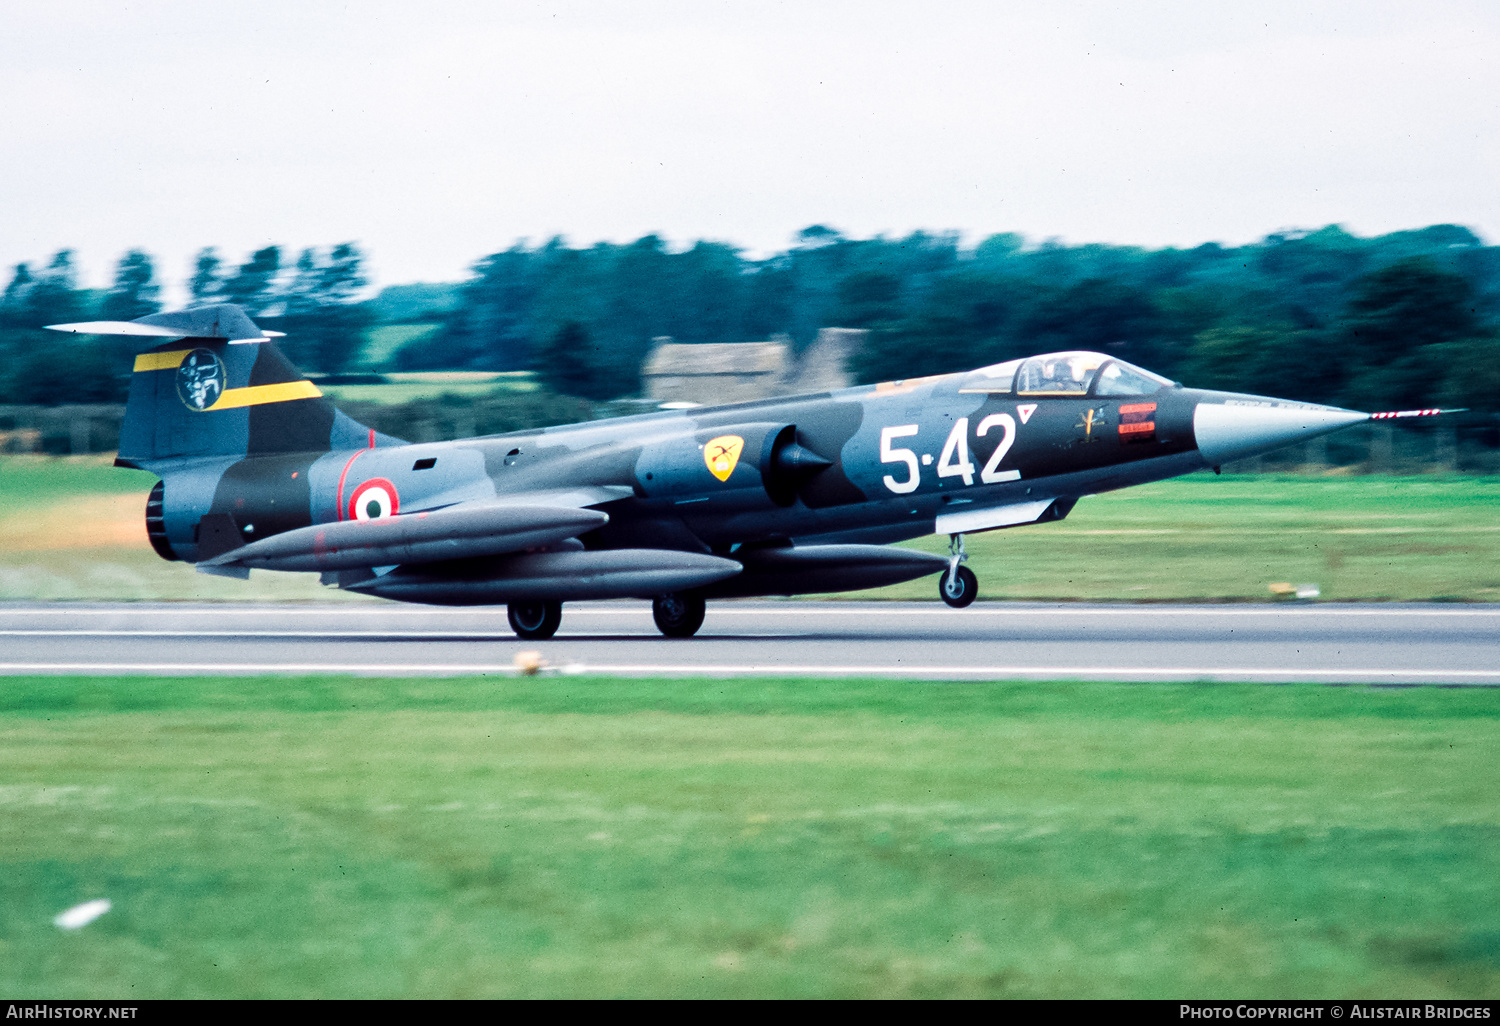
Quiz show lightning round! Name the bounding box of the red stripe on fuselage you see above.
[335,449,367,522]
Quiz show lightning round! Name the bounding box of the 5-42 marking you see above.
[881,415,1021,494]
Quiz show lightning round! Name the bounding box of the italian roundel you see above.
[348,478,399,520]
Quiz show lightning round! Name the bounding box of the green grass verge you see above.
[2,675,1497,998]
[0,455,151,515]
[850,474,1500,602]
[0,457,373,602]
[2,457,1498,602]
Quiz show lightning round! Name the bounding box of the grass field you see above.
[319,371,539,405]
[867,474,1500,603]
[1,456,1497,602]
[0,457,354,602]
[2,674,1497,998]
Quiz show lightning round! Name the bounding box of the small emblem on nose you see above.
[1075,407,1108,442]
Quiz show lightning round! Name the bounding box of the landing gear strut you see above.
[940,533,978,608]
[508,600,562,640]
[653,591,707,638]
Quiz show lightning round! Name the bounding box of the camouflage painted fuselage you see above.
[100,304,1371,606]
[137,351,1205,568]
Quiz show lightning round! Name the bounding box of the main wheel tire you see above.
[652,592,707,638]
[508,600,562,640]
[939,565,978,608]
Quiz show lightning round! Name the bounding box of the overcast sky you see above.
[3,1,1498,300]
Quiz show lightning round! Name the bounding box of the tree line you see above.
[425,224,1500,414]
[0,244,371,405]
[3,224,1500,417]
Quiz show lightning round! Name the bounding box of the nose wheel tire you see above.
[652,592,707,638]
[940,565,978,608]
[508,600,562,640]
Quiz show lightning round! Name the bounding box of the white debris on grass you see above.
[512,650,586,676]
[54,899,111,930]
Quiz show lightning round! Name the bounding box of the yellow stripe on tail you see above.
[207,380,323,410]
[132,350,192,372]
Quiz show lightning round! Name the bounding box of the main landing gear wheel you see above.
[940,565,978,608]
[507,600,562,640]
[652,592,707,638]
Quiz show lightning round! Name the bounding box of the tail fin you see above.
[48,304,398,467]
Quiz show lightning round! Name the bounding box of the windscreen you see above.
[1015,352,1108,396]
[957,359,1022,393]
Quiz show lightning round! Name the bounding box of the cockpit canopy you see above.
[957,351,1174,398]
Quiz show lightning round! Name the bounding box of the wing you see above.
[483,486,635,510]
[934,498,1069,535]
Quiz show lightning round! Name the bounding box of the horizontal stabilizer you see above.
[47,320,190,337]
[201,503,609,572]
[46,304,270,342]
[196,564,250,580]
[47,321,277,345]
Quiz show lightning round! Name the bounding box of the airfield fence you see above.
[1,403,1497,473]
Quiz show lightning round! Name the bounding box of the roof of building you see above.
[641,341,788,378]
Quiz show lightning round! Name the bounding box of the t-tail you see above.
[48,304,395,469]
[47,304,402,564]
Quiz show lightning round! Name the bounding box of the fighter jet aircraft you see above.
[48,304,1427,639]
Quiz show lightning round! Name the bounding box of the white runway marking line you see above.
[5,605,1499,638]
[3,662,1500,680]
[0,630,527,639]
[5,604,1499,618]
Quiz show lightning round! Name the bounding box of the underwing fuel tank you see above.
[700,544,951,599]
[198,504,609,572]
[345,548,743,605]
[1192,399,1369,467]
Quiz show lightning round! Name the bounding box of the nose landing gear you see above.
[940,533,977,608]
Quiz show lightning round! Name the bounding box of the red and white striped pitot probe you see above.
[1368,408,1466,420]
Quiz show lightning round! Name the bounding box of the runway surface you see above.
[0,601,1497,683]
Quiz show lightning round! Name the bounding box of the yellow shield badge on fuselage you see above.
[704,435,744,482]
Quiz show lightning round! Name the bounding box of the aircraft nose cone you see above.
[1193,400,1369,467]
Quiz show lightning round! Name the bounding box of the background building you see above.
[641,328,865,407]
